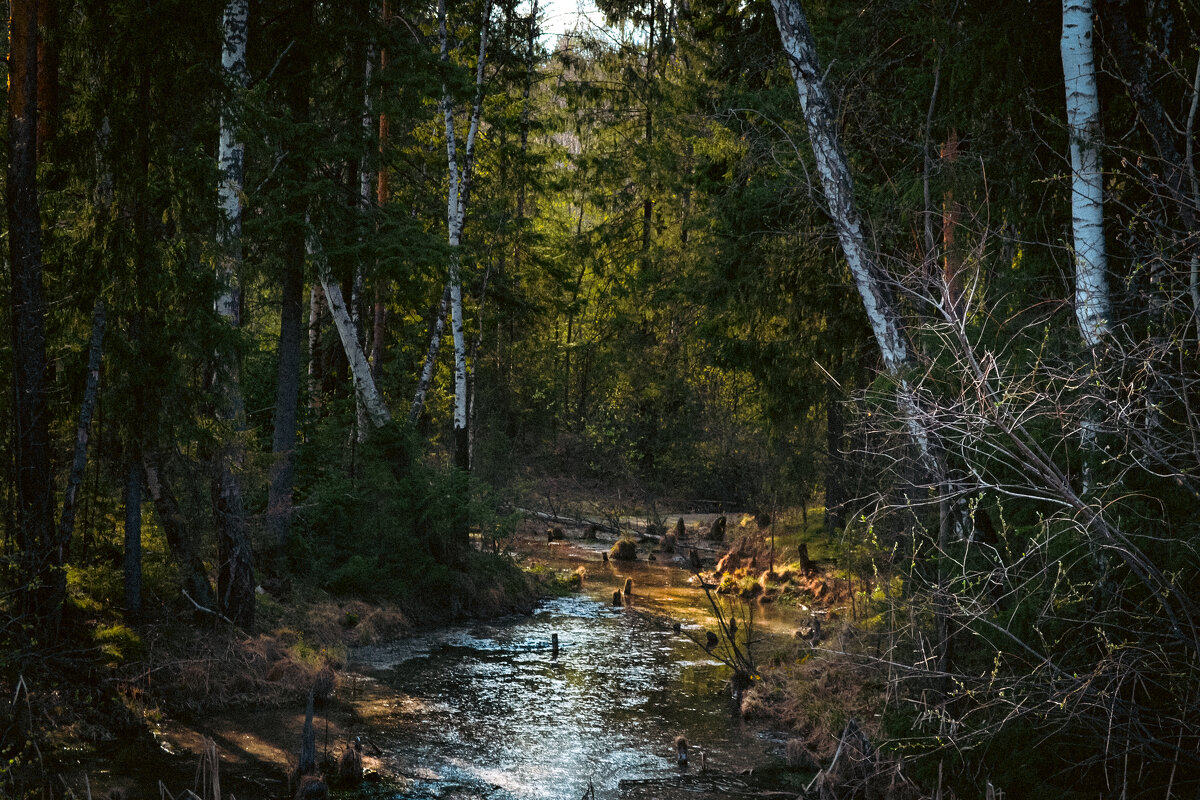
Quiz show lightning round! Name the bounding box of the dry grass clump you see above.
[609,538,637,561]
[740,645,884,764]
[115,592,416,715]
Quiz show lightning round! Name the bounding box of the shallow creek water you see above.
[350,540,803,800]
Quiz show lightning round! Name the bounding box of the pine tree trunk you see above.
[36,0,58,156]
[267,0,313,550]
[308,283,325,408]
[268,233,305,548]
[353,37,375,443]
[8,0,60,636]
[214,0,255,629]
[124,458,142,620]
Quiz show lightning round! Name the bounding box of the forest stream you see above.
[342,532,803,800]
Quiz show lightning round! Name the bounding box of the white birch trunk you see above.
[1062,0,1111,350]
[1062,0,1110,500]
[439,0,491,469]
[769,0,933,464]
[354,44,375,443]
[410,284,452,424]
[307,231,392,429]
[214,0,254,629]
[217,0,248,326]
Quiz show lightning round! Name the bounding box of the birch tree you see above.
[1062,0,1111,356]
[768,0,935,468]
[438,0,492,471]
[214,0,255,628]
[769,0,959,673]
[1061,0,1111,503]
[307,231,393,429]
[410,285,452,424]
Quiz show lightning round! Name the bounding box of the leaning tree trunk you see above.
[308,233,392,429]
[769,0,957,676]
[8,0,60,637]
[769,0,936,464]
[58,299,106,561]
[213,0,255,629]
[143,452,218,613]
[410,284,451,424]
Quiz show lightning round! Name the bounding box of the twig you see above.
[182,589,239,628]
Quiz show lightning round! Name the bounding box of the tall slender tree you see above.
[214,0,255,628]
[8,0,59,637]
[1061,0,1110,499]
[438,0,492,472]
[267,0,315,549]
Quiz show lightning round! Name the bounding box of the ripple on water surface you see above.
[354,595,768,800]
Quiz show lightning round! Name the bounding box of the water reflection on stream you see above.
[352,546,795,800]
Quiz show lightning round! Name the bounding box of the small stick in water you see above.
[623,578,633,596]
[612,590,622,607]
[674,736,688,767]
[551,632,559,657]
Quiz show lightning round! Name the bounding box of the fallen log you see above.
[517,507,623,535]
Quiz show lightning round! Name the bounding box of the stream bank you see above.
[59,517,819,800]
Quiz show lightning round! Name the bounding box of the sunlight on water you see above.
[354,564,795,800]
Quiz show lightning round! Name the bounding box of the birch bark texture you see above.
[1061,0,1111,501]
[214,0,255,628]
[410,285,452,424]
[307,232,393,429]
[769,0,961,673]
[438,0,492,471]
[768,0,933,463]
[1061,0,1111,350]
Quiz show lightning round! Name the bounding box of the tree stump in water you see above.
[334,738,363,789]
[609,539,637,561]
[623,577,633,596]
[797,543,814,575]
[706,516,726,541]
[612,590,623,607]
